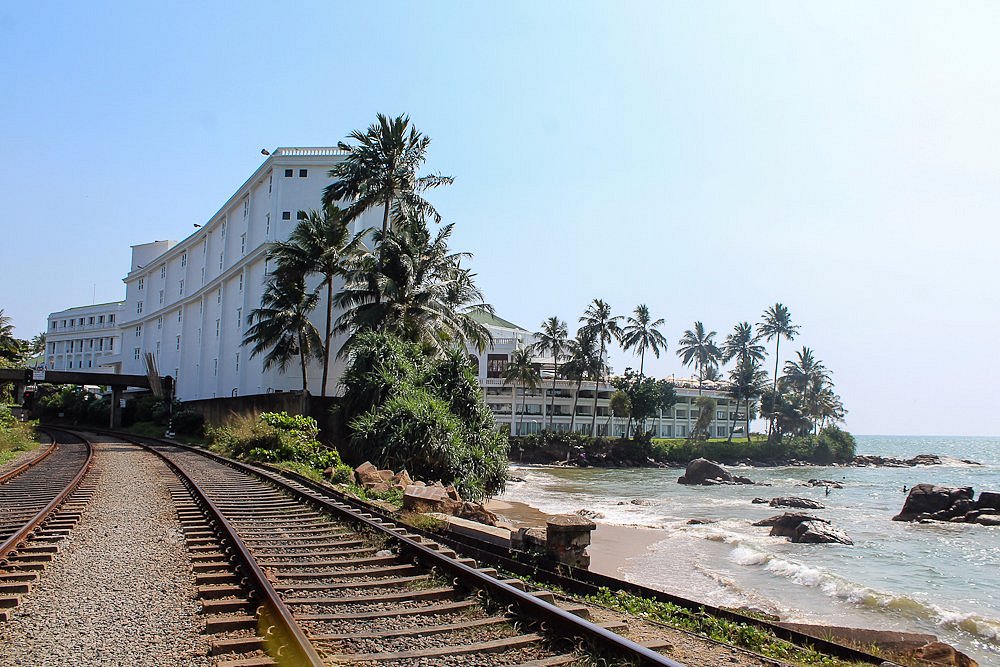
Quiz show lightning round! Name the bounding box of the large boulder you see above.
[769,497,825,510]
[800,479,844,489]
[678,458,754,485]
[401,484,461,515]
[893,484,974,521]
[354,461,383,486]
[794,520,853,545]
[976,491,1000,511]
[754,512,828,538]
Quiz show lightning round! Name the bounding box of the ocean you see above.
[499,435,1000,664]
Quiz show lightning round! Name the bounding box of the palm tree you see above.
[722,322,766,368]
[29,333,46,358]
[0,310,21,363]
[242,278,323,410]
[334,212,491,357]
[503,346,542,436]
[322,113,453,235]
[728,357,767,442]
[269,204,368,396]
[676,322,722,394]
[562,329,599,434]
[781,347,830,399]
[579,300,622,436]
[758,303,800,395]
[620,304,668,375]
[532,317,568,430]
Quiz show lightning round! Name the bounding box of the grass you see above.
[583,587,864,666]
[0,418,40,466]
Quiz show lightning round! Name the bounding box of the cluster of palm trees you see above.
[242,114,491,404]
[512,301,843,442]
[0,310,43,367]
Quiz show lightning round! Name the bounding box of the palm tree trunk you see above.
[320,278,333,398]
[639,347,645,376]
[591,377,599,437]
[520,384,528,436]
[298,332,309,414]
[745,399,752,443]
[768,338,781,440]
[382,198,391,235]
[728,399,739,443]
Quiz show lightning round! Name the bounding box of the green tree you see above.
[29,333,46,358]
[758,303,800,396]
[676,322,722,394]
[503,346,542,436]
[269,204,367,396]
[242,278,323,410]
[561,329,599,434]
[0,310,24,364]
[322,113,453,235]
[691,395,717,442]
[334,212,491,357]
[579,299,622,436]
[532,317,568,430]
[722,322,765,368]
[728,357,767,442]
[611,368,677,438]
[620,304,668,375]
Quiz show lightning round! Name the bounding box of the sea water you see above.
[499,436,1000,664]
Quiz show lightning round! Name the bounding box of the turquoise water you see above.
[500,436,1000,663]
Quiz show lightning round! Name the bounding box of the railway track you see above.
[80,431,685,667]
[0,429,96,620]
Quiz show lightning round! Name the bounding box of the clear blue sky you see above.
[2,2,998,436]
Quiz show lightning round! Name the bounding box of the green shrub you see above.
[337,332,509,501]
[207,412,348,474]
[171,410,204,436]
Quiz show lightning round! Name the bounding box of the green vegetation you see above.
[585,587,850,665]
[0,404,39,465]
[207,411,352,480]
[337,331,508,501]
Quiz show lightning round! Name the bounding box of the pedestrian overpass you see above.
[0,368,170,428]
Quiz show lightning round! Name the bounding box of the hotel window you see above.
[213,358,218,376]
[157,316,162,330]
[243,197,249,218]
[155,341,160,356]
[109,314,115,323]
[69,320,74,328]
[88,316,94,325]
[87,360,92,368]
[299,169,307,178]
[98,315,104,324]
[199,301,203,314]
[297,210,306,220]
[181,252,187,267]
[137,301,143,314]
[158,289,164,305]
[134,348,141,360]
[238,273,243,291]
[176,336,181,351]
[179,279,184,296]
[264,258,270,275]
[265,213,270,236]
[487,354,509,379]
[160,265,166,279]
[217,287,222,304]
[717,410,725,420]
[177,310,182,322]
[67,341,73,352]
[200,267,205,283]
[61,320,66,327]
[221,221,226,238]
[218,253,223,270]
[240,233,246,256]
[88,339,93,349]
[235,353,240,372]
[268,173,272,194]
[109,338,114,351]
[215,319,220,337]
[236,308,242,328]
[98,339,104,351]
[281,211,291,220]
[138,278,144,290]
[284,168,293,177]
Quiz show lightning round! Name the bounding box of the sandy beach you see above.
[484,499,667,579]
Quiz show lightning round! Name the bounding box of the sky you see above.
[2,2,999,436]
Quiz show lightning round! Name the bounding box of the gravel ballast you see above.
[0,439,212,666]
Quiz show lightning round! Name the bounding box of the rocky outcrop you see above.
[678,458,754,485]
[799,478,844,489]
[754,513,852,544]
[769,496,825,510]
[854,454,981,467]
[890,484,999,523]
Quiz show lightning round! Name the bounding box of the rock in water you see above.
[794,520,853,545]
[678,458,754,485]
[976,491,1000,511]
[769,497,825,510]
[892,484,974,521]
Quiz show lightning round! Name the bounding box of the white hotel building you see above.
[48,145,737,437]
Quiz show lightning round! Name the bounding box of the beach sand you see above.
[484,499,667,579]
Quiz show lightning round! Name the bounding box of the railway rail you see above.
[83,430,685,667]
[0,429,95,619]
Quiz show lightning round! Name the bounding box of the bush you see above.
[207,412,348,474]
[336,332,509,501]
[171,410,204,436]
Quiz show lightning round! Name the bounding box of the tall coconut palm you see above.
[676,322,722,394]
[562,329,599,434]
[722,322,766,368]
[532,317,568,430]
[242,278,323,410]
[334,212,491,357]
[579,299,622,436]
[728,357,768,442]
[620,304,668,375]
[503,346,542,436]
[269,204,368,396]
[0,310,20,363]
[322,113,453,235]
[758,303,800,395]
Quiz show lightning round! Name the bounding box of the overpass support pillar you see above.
[110,386,123,429]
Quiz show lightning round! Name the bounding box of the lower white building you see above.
[45,302,124,373]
